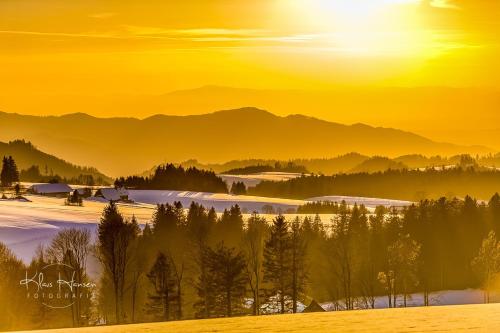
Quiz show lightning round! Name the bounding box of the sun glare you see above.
[289,0,427,56]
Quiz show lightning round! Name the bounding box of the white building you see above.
[28,183,73,197]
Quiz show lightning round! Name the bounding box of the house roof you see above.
[303,300,326,313]
[96,188,129,201]
[29,183,73,194]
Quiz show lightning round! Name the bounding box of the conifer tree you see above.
[230,181,247,195]
[206,242,247,317]
[147,252,177,321]
[1,156,19,187]
[290,217,308,313]
[96,202,139,324]
[263,215,291,314]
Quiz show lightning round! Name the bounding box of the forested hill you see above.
[248,168,500,202]
[115,164,228,193]
[0,108,492,176]
[178,153,500,175]
[0,140,111,184]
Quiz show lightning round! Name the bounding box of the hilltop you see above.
[0,140,111,184]
[0,108,491,176]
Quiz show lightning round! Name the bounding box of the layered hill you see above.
[8,85,500,150]
[0,140,111,183]
[0,108,491,176]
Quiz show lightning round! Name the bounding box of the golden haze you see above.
[0,0,499,147]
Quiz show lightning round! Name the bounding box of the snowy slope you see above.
[219,172,305,188]
[1,191,413,263]
[0,196,155,262]
[128,190,305,213]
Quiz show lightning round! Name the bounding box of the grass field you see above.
[12,303,500,333]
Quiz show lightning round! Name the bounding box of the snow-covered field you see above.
[0,193,306,262]
[128,190,305,213]
[1,194,496,317]
[219,172,305,187]
[0,196,155,262]
[128,190,413,213]
[321,289,499,311]
[0,191,412,263]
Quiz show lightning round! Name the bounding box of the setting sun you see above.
[287,0,431,55]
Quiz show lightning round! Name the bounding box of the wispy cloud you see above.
[121,26,315,43]
[0,27,315,45]
[0,30,119,39]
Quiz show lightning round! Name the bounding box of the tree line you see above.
[297,201,342,214]
[179,153,500,175]
[20,165,104,186]
[1,155,106,187]
[248,168,500,201]
[2,194,500,331]
[223,162,308,175]
[115,164,228,193]
[0,140,110,184]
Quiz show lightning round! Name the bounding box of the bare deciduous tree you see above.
[47,228,91,326]
[243,212,268,315]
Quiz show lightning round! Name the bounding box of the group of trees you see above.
[249,168,500,202]
[297,201,342,214]
[20,165,100,186]
[0,140,110,185]
[230,181,247,195]
[88,201,310,326]
[1,156,19,187]
[180,153,500,176]
[115,164,228,193]
[65,190,83,206]
[2,194,500,331]
[1,156,103,188]
[471,231,500,304]
[223,162,308,175]
[0,228,94,331]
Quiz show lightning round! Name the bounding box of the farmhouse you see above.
[28,183,73,197]
[94,187,129,202]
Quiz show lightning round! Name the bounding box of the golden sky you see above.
[0,0,499,115]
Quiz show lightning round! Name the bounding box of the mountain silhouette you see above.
[4,85,500,150]
[0,108,492,176]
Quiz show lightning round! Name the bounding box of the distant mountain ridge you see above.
[0,140,111,183]
[159,153,500,177]
[3,85,500,150]
[0,108,492,177]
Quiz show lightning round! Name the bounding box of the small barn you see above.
[28,183,73,197]
[94,187,129,202]
[303,300,326,313]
